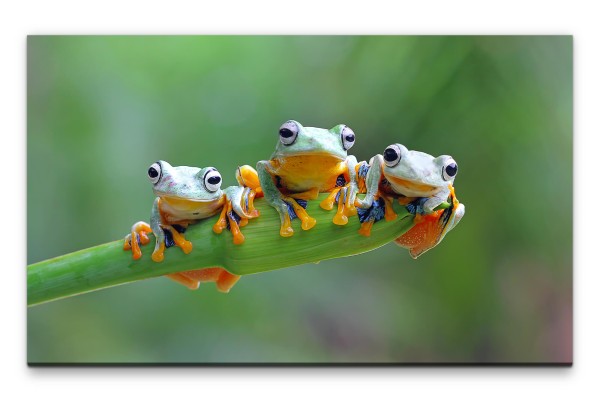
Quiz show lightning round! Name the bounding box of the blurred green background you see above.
[27,36,572,363]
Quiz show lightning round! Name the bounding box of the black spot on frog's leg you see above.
[406,198,428,215]
[357,198,386,223]
[335,174,347,187]
[162,228,175,248]
[358,162,370,179]
[282,198,308,221]
[438,194,455,229]
[225,211,241,230]
[275,175,282,189]
[172,224,187,234]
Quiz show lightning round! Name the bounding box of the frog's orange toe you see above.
[333,191,350,225]
[151,242,166,262]
[213,205,228,234]
[170,268,241,293]
[345,204,357,217]
[232,232,245,245]
[382,197,397,221]
[280,226,294,237]
[358,220,374,237]
[333,213,349,225]
[301,217,317,231]
[138,232,151,246]
[280,220,294,237]
[180,240,193,254]
[124,221,153,260]
[320,189,340,211]
[216,271,241,293]
[166,273,201,289]
[131,246,143,260]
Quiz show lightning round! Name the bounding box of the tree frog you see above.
[356,143,461,238]
[254,119,360,237]
[395,185,465,258]
[123,160,259,292]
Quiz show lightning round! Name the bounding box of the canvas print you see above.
[27,36,572,364]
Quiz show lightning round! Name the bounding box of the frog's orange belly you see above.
[270,156,346,193]
[386,175,440,197]
[160,196,224,222]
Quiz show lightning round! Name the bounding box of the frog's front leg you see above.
[396,189,465,258]
[150,198,193,262]
[123,221,153,260]
[354,155,384,210]
[354,156,397,237]
[319,156,361,225]
[421,188,451,214]
[213,187,260,245]
[256,160,316,237]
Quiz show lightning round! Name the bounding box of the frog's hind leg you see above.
[166,268,241,293]
[356,196,388,237]
[123,221,152,260]
[166,272,201,289]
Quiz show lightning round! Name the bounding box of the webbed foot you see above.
[213,201,245,245]
[166,267,241,293]
[123,221,153,260]
[356,196,391,237]
[282,195,317,231]
[151,223,193,262]
[396,187,465,258]
[213,187,260,245]
[320,183,359,226]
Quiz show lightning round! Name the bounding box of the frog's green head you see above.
[381,143,458,196]
[147,160,223,202]
[271,120,355,160]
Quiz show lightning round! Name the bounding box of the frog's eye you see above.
[383,144,403,167]
[442,159,458,181]
[279,121,299,146]
[147,162,162,184]
[203,168,222,192]
[341,126,355,151]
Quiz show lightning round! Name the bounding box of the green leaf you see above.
[28,195,419,306]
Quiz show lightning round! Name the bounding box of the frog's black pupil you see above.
[345,134,355,142]
[207,176,221,185]
[384,148,399,162]
[445,163,458,177]
[279,128,294,138]
[148,167,159,178]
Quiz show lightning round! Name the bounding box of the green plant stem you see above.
[27,195,430,307]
